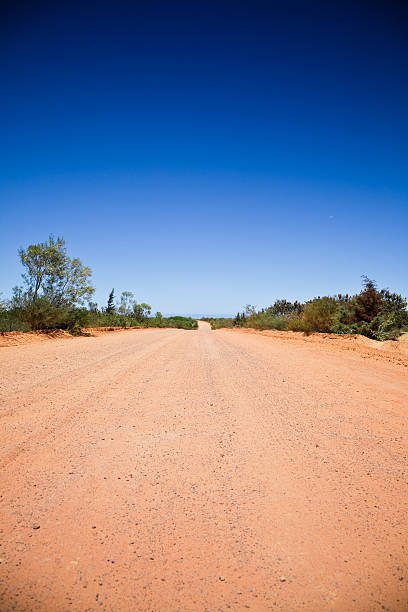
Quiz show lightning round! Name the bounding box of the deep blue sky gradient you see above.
[1,1,407,315]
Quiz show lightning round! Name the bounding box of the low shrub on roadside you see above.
[244,312,287,331]
[300,297,338,333]
[228,278,408,341]
[203,317,234,330]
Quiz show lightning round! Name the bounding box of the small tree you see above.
[118,291,134,317]
[12,235,94,329]
[88,301,98,313]
[133,302,151,322]
[301,297,338,332]
[244,304,256,317]
[106,289,115,314]
[353,276,384,323]
[267,299,300,317]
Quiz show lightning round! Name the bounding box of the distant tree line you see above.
[0,236,197,333]
[203,277,408,341]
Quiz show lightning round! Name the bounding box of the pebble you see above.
[219,576,225,581]
[33,524,40,530]
[280,576,286,582]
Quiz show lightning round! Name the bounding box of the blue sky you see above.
[1,1,407,315]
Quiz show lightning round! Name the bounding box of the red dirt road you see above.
[1,322,407,611]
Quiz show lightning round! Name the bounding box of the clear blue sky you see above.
[1,1,407,316]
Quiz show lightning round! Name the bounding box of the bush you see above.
[381,291,408,329]
[301,297,338,333]
[65,308,91,335]
[286,317,308,332]
[164,316,198,330]
[12,295,66,330]
[205,318,234,330]
[0,308,30,333]
[372,313,401,341]
[330,302,356,335]
[244,312,287,330]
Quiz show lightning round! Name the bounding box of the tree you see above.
[133,302,151,321]
[12,235,94,329]
[266,299,300,317]
[244,304,256,317]
[106,289,115,314]
[353,276,384,323]
[118,291,134,316]
[15,235,94,309]
[88,301,98,313]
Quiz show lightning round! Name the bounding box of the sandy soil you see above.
[219,329,408,369]
[0,321,407,611]
[0,327,143,348]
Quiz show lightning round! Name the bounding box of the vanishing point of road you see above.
[1,321,407,610]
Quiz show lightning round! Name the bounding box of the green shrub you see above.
[12,295,66,330]
[286,317,308,332]
[65,308,91,335]
[330,302,356,335]
[164,316,198,330]
[381,291,408,329]
[244,312,287,330]
[301,297,338,332]
[205,318,233,330]
[372,313,401,341]
[0,308,30,333]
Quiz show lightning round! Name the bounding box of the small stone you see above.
[219,576,225,581]
[280,576,286,582]
[33,524,40,530]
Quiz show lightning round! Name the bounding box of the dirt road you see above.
[1,322,407,611]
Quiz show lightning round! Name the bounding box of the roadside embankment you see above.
[218,328,408,367]
[0,326,147,347]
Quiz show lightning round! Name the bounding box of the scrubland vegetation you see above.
[2,236,406,340]
[0,236,197,333]
[203,278,408,341]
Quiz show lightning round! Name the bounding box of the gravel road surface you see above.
[1,321,407,610]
